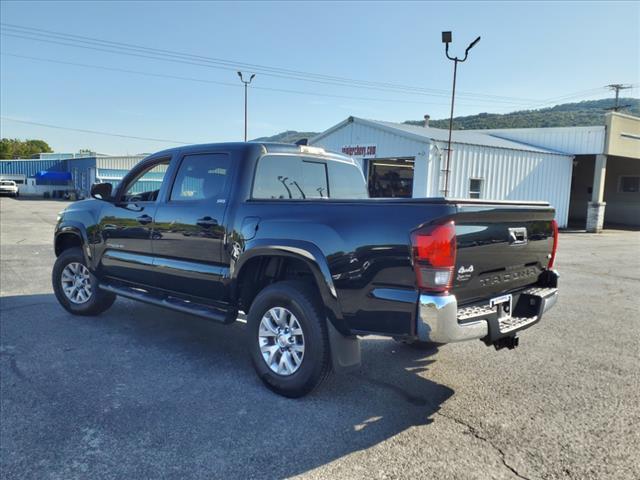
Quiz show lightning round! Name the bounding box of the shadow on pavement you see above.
[1,293,454,479]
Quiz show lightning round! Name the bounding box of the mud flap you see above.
[327,320,361,372]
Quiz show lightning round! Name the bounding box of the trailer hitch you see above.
[493,335,519,350]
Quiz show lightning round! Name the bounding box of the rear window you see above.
[252,155,367,199]
[328,161,368,199]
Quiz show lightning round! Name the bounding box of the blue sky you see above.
[1,1,638,155]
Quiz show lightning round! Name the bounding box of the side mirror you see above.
[90,182,113,200]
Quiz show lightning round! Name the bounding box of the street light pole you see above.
[237,72,256,142]
[441,32,480,197]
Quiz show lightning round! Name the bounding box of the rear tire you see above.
[52,247,116,316]
[247,281,332,398]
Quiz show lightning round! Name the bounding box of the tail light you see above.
[411,221,457,294]
[548,219,559,269]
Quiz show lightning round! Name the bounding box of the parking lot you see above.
[0,197,638,480]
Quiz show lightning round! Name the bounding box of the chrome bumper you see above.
[418,295,488,343]
[417,286,558,344]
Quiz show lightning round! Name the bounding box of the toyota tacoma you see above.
[52,142,559,397]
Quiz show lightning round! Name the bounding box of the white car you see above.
[0,180,19,197]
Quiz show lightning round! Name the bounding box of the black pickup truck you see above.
[52,142,559,397]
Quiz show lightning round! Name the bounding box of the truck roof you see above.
[147,142,356,164]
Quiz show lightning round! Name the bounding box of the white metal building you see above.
[310,116,574,227]
[469,112,640,231]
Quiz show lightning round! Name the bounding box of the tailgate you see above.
[452,203,555,305]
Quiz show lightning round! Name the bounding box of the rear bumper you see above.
[417,271,559,344]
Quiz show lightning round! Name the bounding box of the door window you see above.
[170,153,231,201]
[121,160,170,202]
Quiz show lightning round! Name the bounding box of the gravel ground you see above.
[1,197,638,480]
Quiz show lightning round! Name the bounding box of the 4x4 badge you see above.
[457,265,474,282]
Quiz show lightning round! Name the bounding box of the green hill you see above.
[252,130,318,144]
[404,98,640,130]
[253,97,639,143]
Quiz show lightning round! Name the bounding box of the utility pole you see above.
[606,84,632,112]
[441,32,480,197]
[237,72,256,141]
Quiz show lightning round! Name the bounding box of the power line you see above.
[0,22,543,105]
[1,22,541,103]
[0,51,540,109]
[0,116,193,144]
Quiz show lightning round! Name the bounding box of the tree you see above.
[0,138,54,159]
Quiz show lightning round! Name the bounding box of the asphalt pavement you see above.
[1,197,638,480]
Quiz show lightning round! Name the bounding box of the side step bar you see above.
[99,283,233,323]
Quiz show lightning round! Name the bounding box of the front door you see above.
[150,152,232,303]
[97,158,170,286]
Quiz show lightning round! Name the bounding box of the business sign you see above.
[341,144,377,159]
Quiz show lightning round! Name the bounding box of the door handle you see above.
[197,216,218,228]
[137,214,153,225]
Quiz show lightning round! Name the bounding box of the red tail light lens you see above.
[548,219,559,269]
[411,221,457,293]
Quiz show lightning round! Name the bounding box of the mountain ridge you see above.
[252,97,639,143]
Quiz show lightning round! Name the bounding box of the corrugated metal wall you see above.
[432,141,573,226]
[310,119,430,195]
[97,157,164,194]
[2,155,150,195]
[0,159,68,177]
[67,157,98,194]
[482,126,605,155]
[96,155,146,171]
[312,119,573,226]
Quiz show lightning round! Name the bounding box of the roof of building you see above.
[466,125,606,155]
[311,116,572,156]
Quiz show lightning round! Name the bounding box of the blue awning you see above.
[34,171,72,181]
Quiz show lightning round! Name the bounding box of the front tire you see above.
[247,281,332,398]
[52,247,116,316]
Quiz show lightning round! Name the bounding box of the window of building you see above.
[253,155,328,199]
[469,178,483,199]
[170,153,231,201]
[367,158,414,198]
[618,176,640,193]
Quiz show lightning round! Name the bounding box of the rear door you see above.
[452,203,556,305]
[150,152,232,303]
[98,158,170,286]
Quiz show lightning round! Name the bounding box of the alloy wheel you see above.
[60,262,93,304]
[258,307,305,376]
